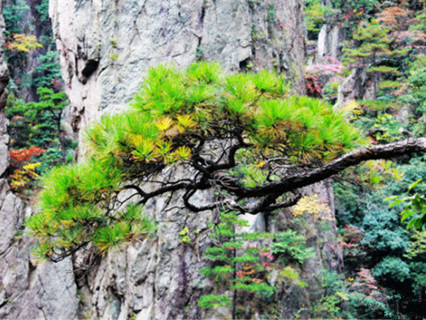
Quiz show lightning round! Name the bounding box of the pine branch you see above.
[233,138,426,198]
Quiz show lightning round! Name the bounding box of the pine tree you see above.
[25,63,425,262]
[343,19,408,98]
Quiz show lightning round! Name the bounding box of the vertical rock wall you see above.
[0,1,344,319]
[49,0,306,155]
[316,23,344,60]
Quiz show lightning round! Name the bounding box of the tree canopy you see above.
[26,62,425,261]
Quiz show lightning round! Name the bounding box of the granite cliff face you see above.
[0,1,344,319]
[49,0,306,154]
[316,23,344,60]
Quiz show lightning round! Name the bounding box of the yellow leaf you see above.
[256,161,266,168]
[154,117,174,131]
[335,291,349,301]
[177,114,197,128]
[175,146,192,160]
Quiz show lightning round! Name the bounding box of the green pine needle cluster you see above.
[86,62,363,168]
[26,162,155,260]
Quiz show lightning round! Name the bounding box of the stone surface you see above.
[49,0,306,156]
[0,192,24,255]
[316,23,344,60]
[337,67,375,107]
[0,239,79,320]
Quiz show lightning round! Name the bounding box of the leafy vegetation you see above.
[20,61,424,320]
[3,0,71,194]
[302,1,426,318]
[9,146,46,191]
[335,156,426,318]
[7,87,74,168]
[5,33,42,53]
[199,212,312,318]
[4,0,61,95]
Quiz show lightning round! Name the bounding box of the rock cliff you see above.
[316,23,344,60]
[49,0,306,155]
[0,1,344,319]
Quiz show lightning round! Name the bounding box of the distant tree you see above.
[7,87,68,161]
[5,33,42,53]
[343,19,408,98]
[9,146,46,192]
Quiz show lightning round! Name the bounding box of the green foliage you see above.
[278,266,308,288]
[32,51,62,88]
[304,0,327,37]
[7,87,76,185]
[387,179,426,231]
[326,0,379,32]
[372,256,411,282]
[330,0,379,14]
[272,230,315,264]
[267,3,277,27]
[335,155,426,318]
[36,0,50,22]
[110,38,118,48]
[399,56,426,137]
[343,20,393,67]
[4,0,59,97]
[199,212,276,314]
[3,0,29,36]
[341,17,411,103]
[7,87,67,148]
[179,227,191,243]
[372,113,406,143]
[199,211,313,318]
[109,53,119,61]
[26,162,156,260]
[198,294,231,309]
[361,192,410,253]
[406,56,426,112]
[411,10,426,32]
[347,268,393,319]
[83,62,363,180]
[406,231,426,259]
[195,45,204,61]
[311,270,349,318]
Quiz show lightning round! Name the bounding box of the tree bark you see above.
[233,138,426,198]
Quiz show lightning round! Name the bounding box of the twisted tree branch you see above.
[234,137,426,198]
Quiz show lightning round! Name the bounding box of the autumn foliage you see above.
[6,33,42,53]
[9,146,46,191]
[10,146,46,167]
[305,56,343,96]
